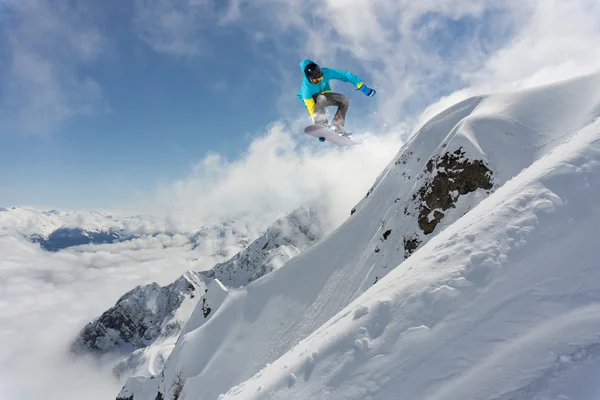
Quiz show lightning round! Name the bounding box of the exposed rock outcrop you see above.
[72,272,203,354]
[416,147,493,234]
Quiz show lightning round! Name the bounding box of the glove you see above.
[359,84,376,97]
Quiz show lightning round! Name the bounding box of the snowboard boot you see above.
[331,124,352,137]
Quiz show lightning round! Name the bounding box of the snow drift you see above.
[120,71,600,400]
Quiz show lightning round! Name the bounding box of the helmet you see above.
[304,62,323,83]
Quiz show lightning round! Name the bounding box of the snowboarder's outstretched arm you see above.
[324,68,377,97]
[323,68,362,87]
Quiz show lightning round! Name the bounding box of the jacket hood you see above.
[300,59,316,73]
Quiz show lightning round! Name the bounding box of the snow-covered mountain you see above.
[0,207,164,250]
[73,206,325,380]
[0,207,152,237]
[30,227,134,251]
[117,71,600,400]
[0,206,258,253]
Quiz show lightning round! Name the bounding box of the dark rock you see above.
[403,236,421,259]
[417,148,493,234]
[72,275,200,355]
[395,151,413,165]
[202,298,212,318]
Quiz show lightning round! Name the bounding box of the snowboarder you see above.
[297,59,376,140]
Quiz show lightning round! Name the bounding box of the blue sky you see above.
[1,0,599,211]
[0,0,381,208]
[0,1,286,206]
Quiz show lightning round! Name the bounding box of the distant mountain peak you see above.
[73,206,325,380]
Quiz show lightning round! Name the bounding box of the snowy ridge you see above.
[221,112,600,400]
[205,206,325,288]
[74,206,324,380]
[120,71,600,400]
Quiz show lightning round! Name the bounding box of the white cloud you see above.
[0,235,127,400]
[410,0,600,132]
[0,221,258,400]
[145,0,594,229]
[472,0,600,89]
[132,0,213,56]
[149,120,403,231]
[0,0,106,135]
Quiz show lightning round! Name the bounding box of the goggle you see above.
[311,76,323,83]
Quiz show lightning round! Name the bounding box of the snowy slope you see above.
[221,106,600,400]
[120,72,600,400]
[75,206,324,380]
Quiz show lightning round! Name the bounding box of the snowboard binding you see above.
[316,121,352,139]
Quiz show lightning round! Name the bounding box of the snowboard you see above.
[304,124,359,146]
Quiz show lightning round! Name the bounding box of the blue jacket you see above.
[297,59,364,121]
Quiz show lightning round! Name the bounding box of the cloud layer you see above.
[149,121,403,231]
[0,224,259,400]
